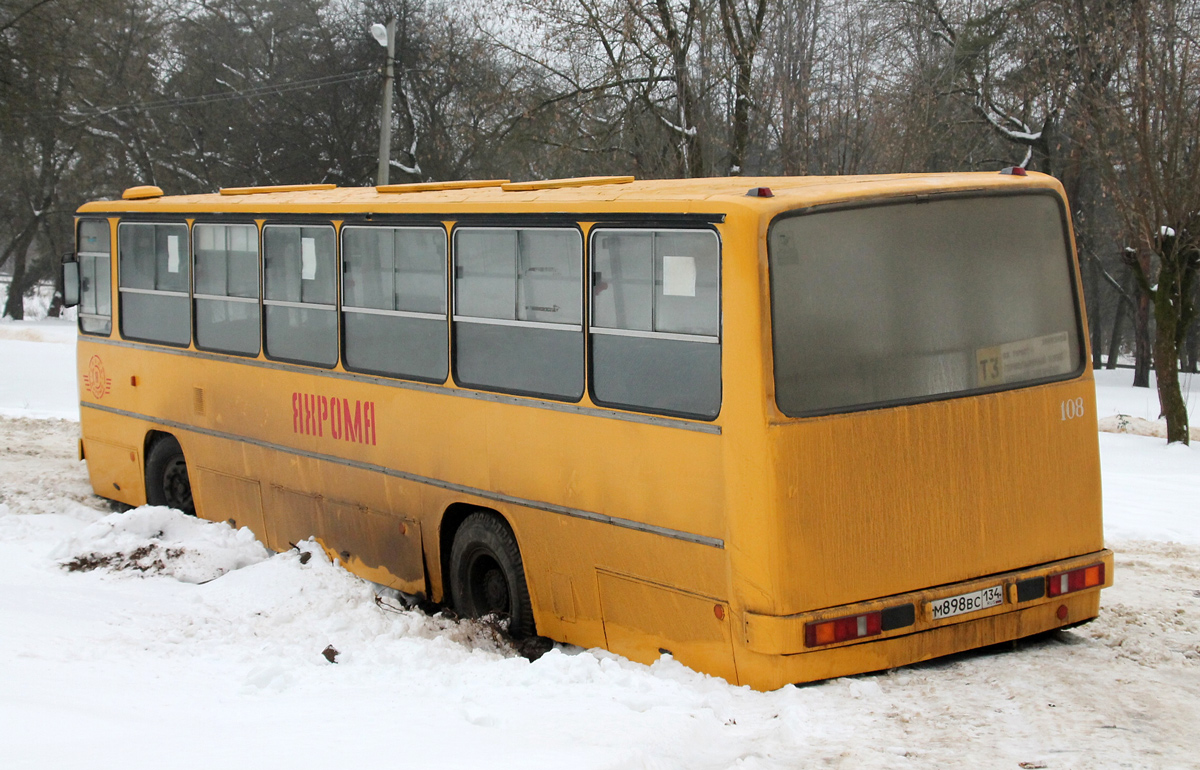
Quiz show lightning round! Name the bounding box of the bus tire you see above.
[449,512,535,638]
[145,435,195,516]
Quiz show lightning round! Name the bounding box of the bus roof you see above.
[77,172,1063,217]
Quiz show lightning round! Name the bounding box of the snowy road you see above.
[2,415,1198,769]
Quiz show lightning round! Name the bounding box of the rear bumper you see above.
[736,549,1112,689]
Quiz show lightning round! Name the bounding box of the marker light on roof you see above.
[1046,564,1105,597]
[999,166,1028,176]
[746,187,774,197]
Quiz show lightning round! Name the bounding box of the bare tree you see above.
[1082,0,1200,443]
[717,0,767,175]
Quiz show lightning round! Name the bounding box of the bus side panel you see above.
[191,468,267,537]
[77,341,147,508]
[505,505,735,680]
[80,435,144,507]
[596,571,737,683]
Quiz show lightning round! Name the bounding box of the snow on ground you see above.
[1095,369,1199,442]
[1094,368,1199,425]
[1,321,1198,768]
[0,319,79,420]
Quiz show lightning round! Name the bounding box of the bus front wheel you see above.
[449,512,535,638]
[145,435,195,516]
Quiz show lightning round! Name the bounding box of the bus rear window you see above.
[768,193,1083,417]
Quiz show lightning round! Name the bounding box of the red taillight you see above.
[805,611,883,647]
[1046,564,1105,597]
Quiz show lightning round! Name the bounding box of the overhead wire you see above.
[38,68,376,120]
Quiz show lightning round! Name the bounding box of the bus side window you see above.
[194,223,260,356]
[77,219,112,336]
[590,228,721,418]
[263,225,338,367]
[342,226,448,382]
[118,222,191,346]
[453,227,584,400]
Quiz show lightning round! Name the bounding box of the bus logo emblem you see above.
[84,355,112,399]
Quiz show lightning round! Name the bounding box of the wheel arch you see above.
[141,429,173,504]
[437,502,520,605]
[142,428,175,463]
[142,430,195,515]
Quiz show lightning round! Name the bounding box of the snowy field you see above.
[1,309,1198,768]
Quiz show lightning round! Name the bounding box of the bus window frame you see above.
[450,222,587,403]
[116,218,193,349]
[191,219,263,359]
[586,224,723,421]
[75,217,113,337]
[339,222,451,384]
[764,188,1088,420]
[261,220,340,370]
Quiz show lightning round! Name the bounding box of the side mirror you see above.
[62,253,80,308]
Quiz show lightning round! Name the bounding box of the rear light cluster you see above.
[803,564,1105,649]
[805,604,915,648]
[1047,564,1105,597]
[806,613,881,647]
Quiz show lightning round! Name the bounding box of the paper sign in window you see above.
[302,237,317,280]
[976,331,1072,386]
[662,256,697,297]
[167,236,180,273]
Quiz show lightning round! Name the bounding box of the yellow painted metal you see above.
[121,185,163,200]
[219,183,337,196]
[500,175,635,191]
[73,172,1106,690]
[375,179,510,193]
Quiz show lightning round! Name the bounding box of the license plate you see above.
[928,585,1005,620]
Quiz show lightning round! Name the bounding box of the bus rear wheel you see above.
[145,435,195,516]
[449,512,535,638]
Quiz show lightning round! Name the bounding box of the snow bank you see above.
[51,506,270,583]
[1098,413,1200,441]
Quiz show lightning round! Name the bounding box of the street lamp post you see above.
[371,18,397,186]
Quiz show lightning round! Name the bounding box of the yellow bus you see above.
[63,172,1111,691]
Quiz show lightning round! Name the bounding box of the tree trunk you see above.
[1152,271,1189,444]
[1133,289,1151,387]
[652,0,705,178]
[1,225,39,321]
[1131,248,1153,387]
[40,217,66,318]
[1184,314,1199,373]
[1183,257,1200,374]
[4,254,27,320]
[1106,299,1125,369]
[1087,254,1104,368]
[48,267,65,317]
[729,58,752,175]
[718,0,766,177]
